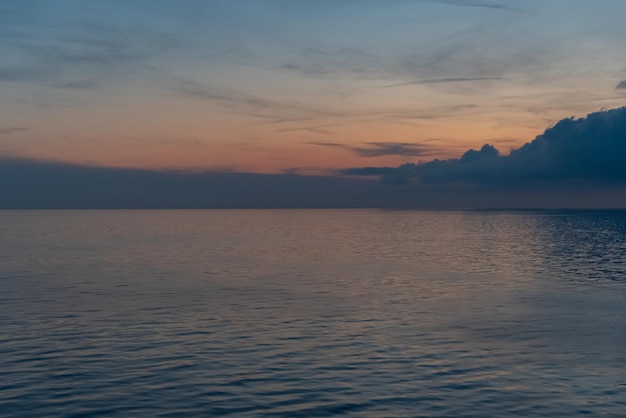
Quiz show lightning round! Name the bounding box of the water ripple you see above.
[2,210,626,416]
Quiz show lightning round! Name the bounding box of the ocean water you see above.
[1,209,626,417]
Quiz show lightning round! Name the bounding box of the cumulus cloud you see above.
[343,106,626,185]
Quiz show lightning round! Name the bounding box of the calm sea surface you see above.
[1,210,626,417]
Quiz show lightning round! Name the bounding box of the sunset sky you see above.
[2,0,626,174]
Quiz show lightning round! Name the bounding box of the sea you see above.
[1,209,626,417]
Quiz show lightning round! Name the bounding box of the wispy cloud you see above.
[419,0,515,11]
[0,2,188,89]
[312,141,441,158]
[274,126,335,135]
[384,76,502,88]
[171,77,350,122]
[354,142,440,157]
[0,127,27,135]
[170,72,480,126]
[310,142,347,148]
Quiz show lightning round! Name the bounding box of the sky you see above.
[2,0,626,208]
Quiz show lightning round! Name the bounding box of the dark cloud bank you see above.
[3,106,626,209]
[0,159,386,209]
[344,106,626,187]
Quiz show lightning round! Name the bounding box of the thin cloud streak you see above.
[0,127,27,135]
[383,76,503,88]
[312,141,442,158]
[171,73,480,125]
[419,0,515,11]
[355,142,439,158]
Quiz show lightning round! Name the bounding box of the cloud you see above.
[419,0,514,10]
[170,77,363,123]
[0,156,383,209]
[384,76,502,88]
[0,1,191,89]
[617,80,626,90]
[312,141,441,157]
[354,142,439,157]
[310,142,347,148]
[5,148,626,209]
[0,127,27,135]
[271,0,524,88]
[171,73,480,126]
[343,106,626,185]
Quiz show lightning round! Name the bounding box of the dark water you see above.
[1,210,626,417]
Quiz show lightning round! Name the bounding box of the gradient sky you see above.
[2,0,626,174]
